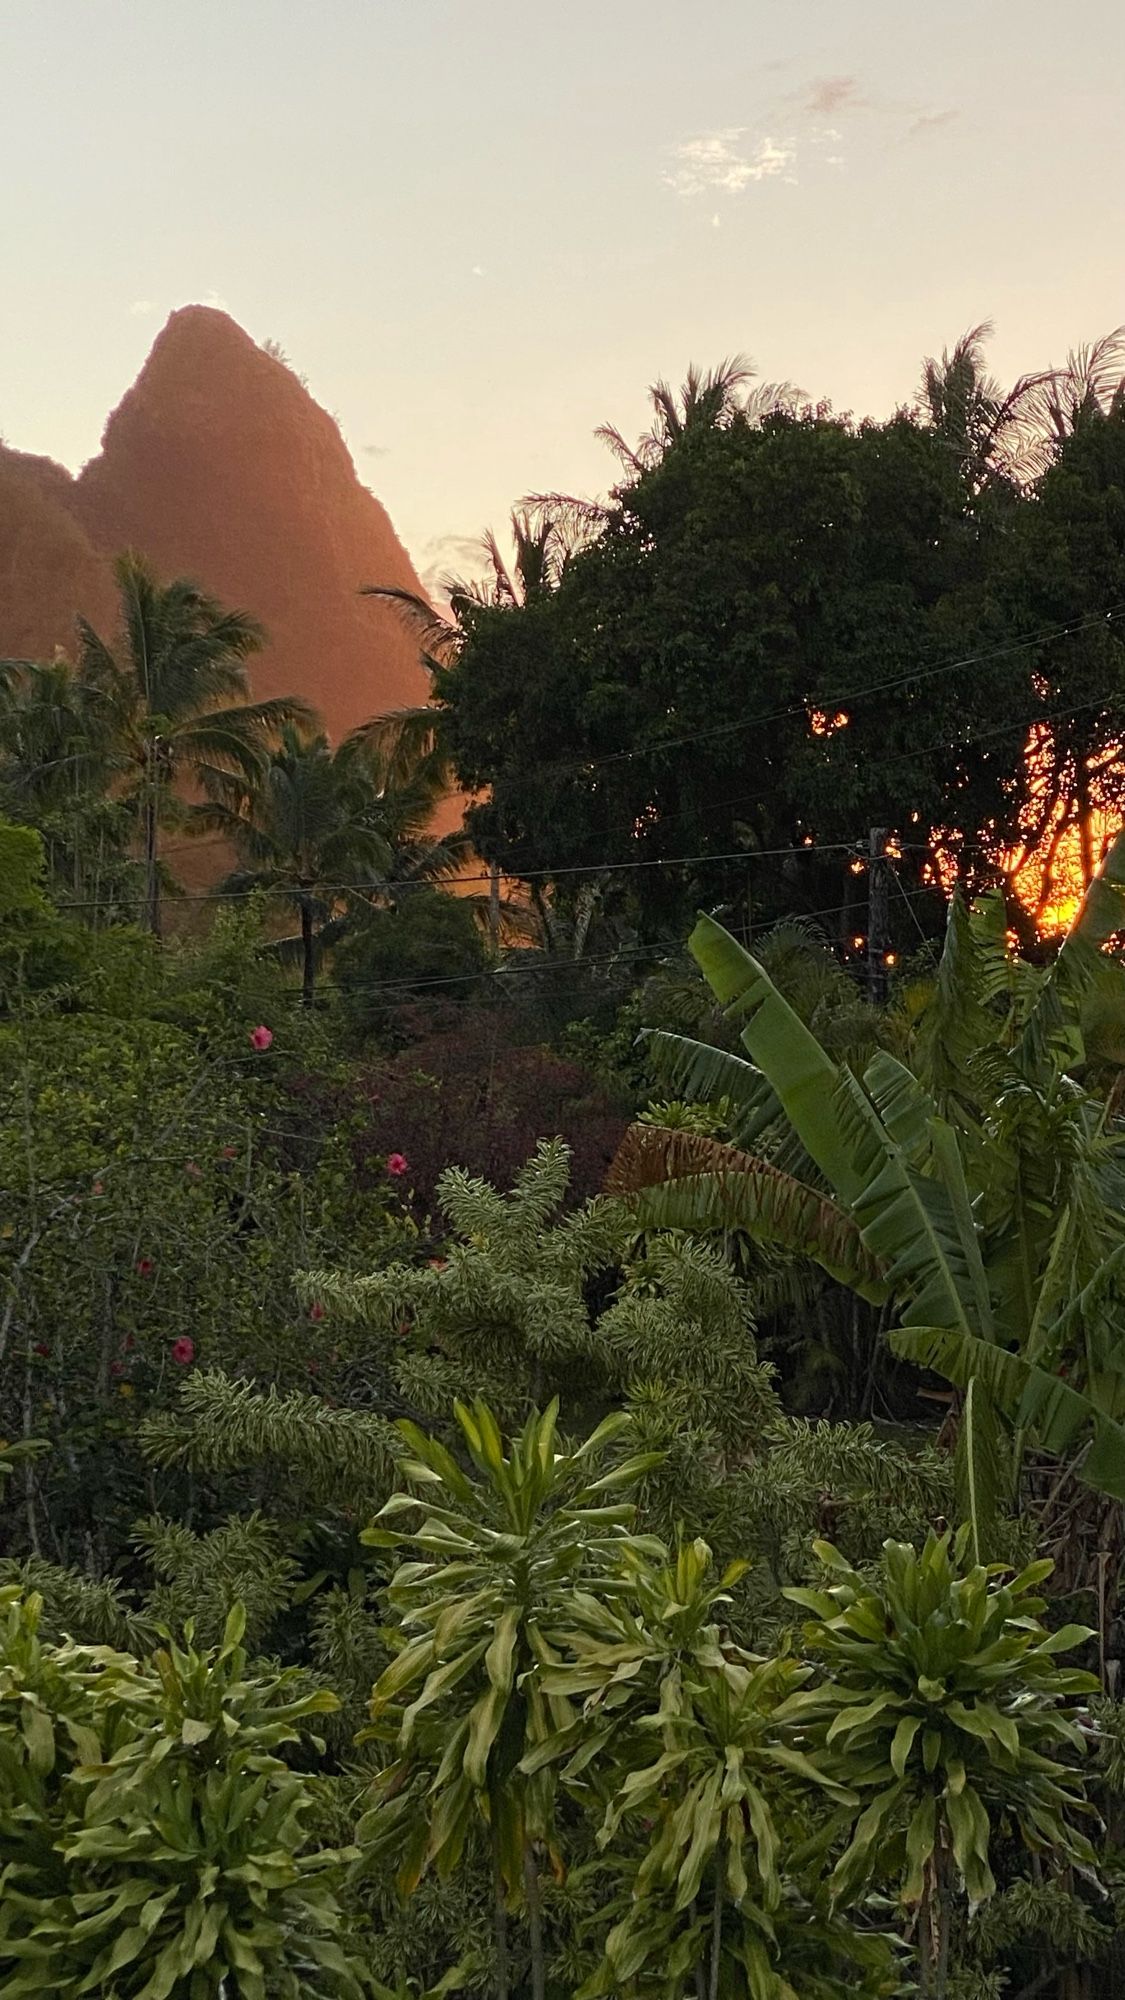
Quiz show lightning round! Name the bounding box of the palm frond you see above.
[608,1124,890,1302]
[358,585,460,666]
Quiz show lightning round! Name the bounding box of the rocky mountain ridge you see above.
[0,306,431,742]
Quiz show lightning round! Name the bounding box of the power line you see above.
[508,605,1125,777]
[48,671,1124,915]
[51,839,859,912]
[285,886,941,1003]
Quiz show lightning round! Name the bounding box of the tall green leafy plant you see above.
[532,1539,894,2000]
[0,1591,367,1998]
[359,1398,662,2000]
[785,1531,1099,1998]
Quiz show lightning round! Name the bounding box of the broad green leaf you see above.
[893,1322,1125,1503]
[485,1607,519,1694]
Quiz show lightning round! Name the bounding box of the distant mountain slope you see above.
[1,306,431,741]
[0,446,115,659]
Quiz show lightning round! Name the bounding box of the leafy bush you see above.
[0,1590,368,1999]
[347,1011,629,1209]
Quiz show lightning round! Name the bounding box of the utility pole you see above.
[867,827,890,1006]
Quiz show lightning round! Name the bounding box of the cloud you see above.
[801,75,868,116]
[418,532,486,600]
[907,108,959,137]
[200,289,229,311]
[128,299,157,316]
[665,129,797,196]
[362,443,390,458]
[471,264,484,278]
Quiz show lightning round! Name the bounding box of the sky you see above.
[3,0,1125,589]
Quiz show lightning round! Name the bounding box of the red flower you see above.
[308,1301,326,1323]
[249,1024,274,1052]
[110,1360,125,1379]
[386,1152,409,1178]
[122,1334,135,1353]
[136,1257,154,1278]
[427,1257,447,1270]
[170,1337,195,1366]
[220,1144,238,1160]
[33,1342,49,1358]
[92,1180,104,1196]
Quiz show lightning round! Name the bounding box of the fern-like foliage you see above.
[133,1511,301,1647]
[307,1578,390,1757]
[0,1556,150,1651]
[140,1371,399,1508]
[300,1139,634,1423]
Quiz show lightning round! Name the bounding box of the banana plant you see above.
[784,1530,1099,1999]
[358,1399,663,2000]
[614,834,1125,1513]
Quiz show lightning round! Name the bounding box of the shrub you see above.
[0,1590,368,1998]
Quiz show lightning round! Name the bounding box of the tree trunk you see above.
[708,1836,726,2000]
[300,899,316,1006]
[917,1841,954,2000]
[691,1904,707,2000]
[1077,759,1096,898]
[491,1833,510,2000]
[143,777,160,937]
[523,1839,546,2000]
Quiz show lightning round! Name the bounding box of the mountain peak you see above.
[50,313,431,740]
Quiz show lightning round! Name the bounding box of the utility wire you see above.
[282,886,940,1003]
[49,670,1124,913]
[498,605,1125,776]
[51,840,860,911]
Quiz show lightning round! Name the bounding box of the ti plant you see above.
[532,1539,898,2000]
[358,1398,663,2000]
[0,1590,367,2000]
[784,1530,1100,1998]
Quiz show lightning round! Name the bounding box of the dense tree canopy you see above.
[419,345,1125,955]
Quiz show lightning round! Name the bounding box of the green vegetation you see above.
[3,326,1125,1995]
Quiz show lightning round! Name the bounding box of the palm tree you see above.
[76,551,311,934]
[0,653,127,901]
[204,723,465,1003]
[359,505,600,949]
[919,322,1054,494]
[919,321,1125,493]
[595,355,803,476]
